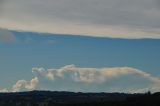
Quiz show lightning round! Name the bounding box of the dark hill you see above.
[0,91,159,106]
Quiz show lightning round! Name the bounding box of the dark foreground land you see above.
[0,91,160,106]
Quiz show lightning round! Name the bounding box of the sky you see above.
[0,0,160,93]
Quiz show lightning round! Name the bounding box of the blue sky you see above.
[0,31,160,92]
[0,0,160,93]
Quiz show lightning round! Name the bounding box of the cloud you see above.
[0,88,8,93]
[47,39,57,44]
[3,65,160,93]
[32,64,160,93]
[32,68,56,80]
[32,64,160,83]
[1,0,160,38]
[0,29,16,41]
[12,77,39,92]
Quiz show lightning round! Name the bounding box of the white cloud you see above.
[32,65,160,83]
[32,64,160,93]
[0,88,9,93]
[1,0,160,38]
[3,65,160,93]
[12,77,39,92]
[32,68,56,80]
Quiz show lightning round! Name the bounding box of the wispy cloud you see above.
[0,29,16,41]
[1,0,160,38]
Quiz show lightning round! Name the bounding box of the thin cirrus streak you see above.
[1,65,160,93]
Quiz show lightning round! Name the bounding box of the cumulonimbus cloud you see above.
[32,64,160,83]
[32,64,160,93]
[1,65,160,93]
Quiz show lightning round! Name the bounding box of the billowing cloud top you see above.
[0,0,160,38]
[32,64,159,84]
[2,65,159,93]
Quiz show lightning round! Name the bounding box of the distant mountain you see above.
[0,91,160,106]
